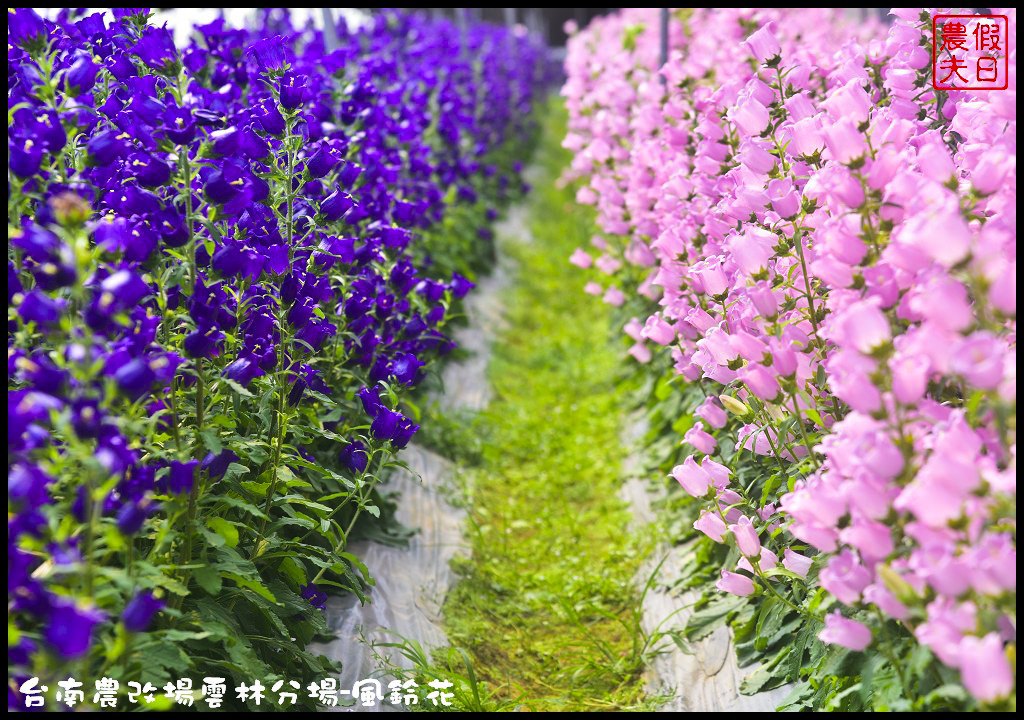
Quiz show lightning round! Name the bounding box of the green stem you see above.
[876,611,911,698]
[311,466,381,585]
[168,375,182,451]
[254,115,298,551]
[790,227,843,422]
[710,497,809,618]
[184,359,205,565]
[751,406,793,478]
[788,392,819,469]
[300,452,380,583]
[255,386,287,548]
[173,111,203,597]
[83,471,97,596]
[752,562,815,620]
[792,229,822,352]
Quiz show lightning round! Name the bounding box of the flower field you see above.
[8,7,548,711]
[7,6,1018,714]
[563,7,1015,712]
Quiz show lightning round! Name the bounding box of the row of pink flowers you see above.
[562,7,1015,704]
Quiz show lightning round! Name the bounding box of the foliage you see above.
[561,7,1016,711]
[388,101,663,712]
[7,7,548,711]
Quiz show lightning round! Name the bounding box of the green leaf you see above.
[222,461,250,483]
[225,573,277,603]
[158,574,191,596]
[277,465,309,488]
[283,496,332,517]
[235,439,271,465]
[814,364,827,388]
[241,480,271,497]
[922,683,969,706]
[272,516,316,531]
[213,494,267,519]
[318,428,349,444]
[739,645,791,695]
[777,680,814,711]
[193,565,223,595]
[760,472,784,505]
[200,428,222,455]
[306,389,336,407]
[318,491,353,503]
[762,566,807,582]
[685,594,748,641]
[755,596,788,651]
[671,413,695,437]
[279,556,307,585]
[803,405,824,428]
[207,517,239,548]
[338,552,372,583]
[788,623,813,679]
[222,378,254,397]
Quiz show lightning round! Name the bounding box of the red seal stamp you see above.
[932,14,1009,90]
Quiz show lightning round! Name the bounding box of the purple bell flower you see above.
[113,8,149,21]
[450,272,475,299]
[163,106,196,144]
[122,590,164,632]
[70,397,103,439]
[202,450,239,480]
[319,190,355,222]
[254,98,285,136]
[246,35,287,73]
[306,142,340,178]
[8,9,47,51]
[116,498,156,535]
[340,441,368,474]
[44,600,106,660]
[106,51,138,81]
[9,138,43,179]
[184,325,223,359]
[209,127,240,156]
[279,73,308,110]
[65,53,100,95]
[129,152,172,188]
[357,385,384,417]
[87,128,128,166]
[8,463,53,508]
[100,270,152,308]
[204,162,245,204]
[391,418,420,450]
[114,358,156,400]
[239,124,271,160]
[165,460,198,494]
[133,25,178,74]
[370,408,403,441]
[300,582,328,610]
[223,356,260,387]
[390,352,424,385]
[17,290,65,327]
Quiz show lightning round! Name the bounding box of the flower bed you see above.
[562,8,1015,711]
[8,8,548,711]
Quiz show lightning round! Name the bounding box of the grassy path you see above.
[415,107,659,711]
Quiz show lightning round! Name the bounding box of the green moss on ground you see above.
[406,102,660,712]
